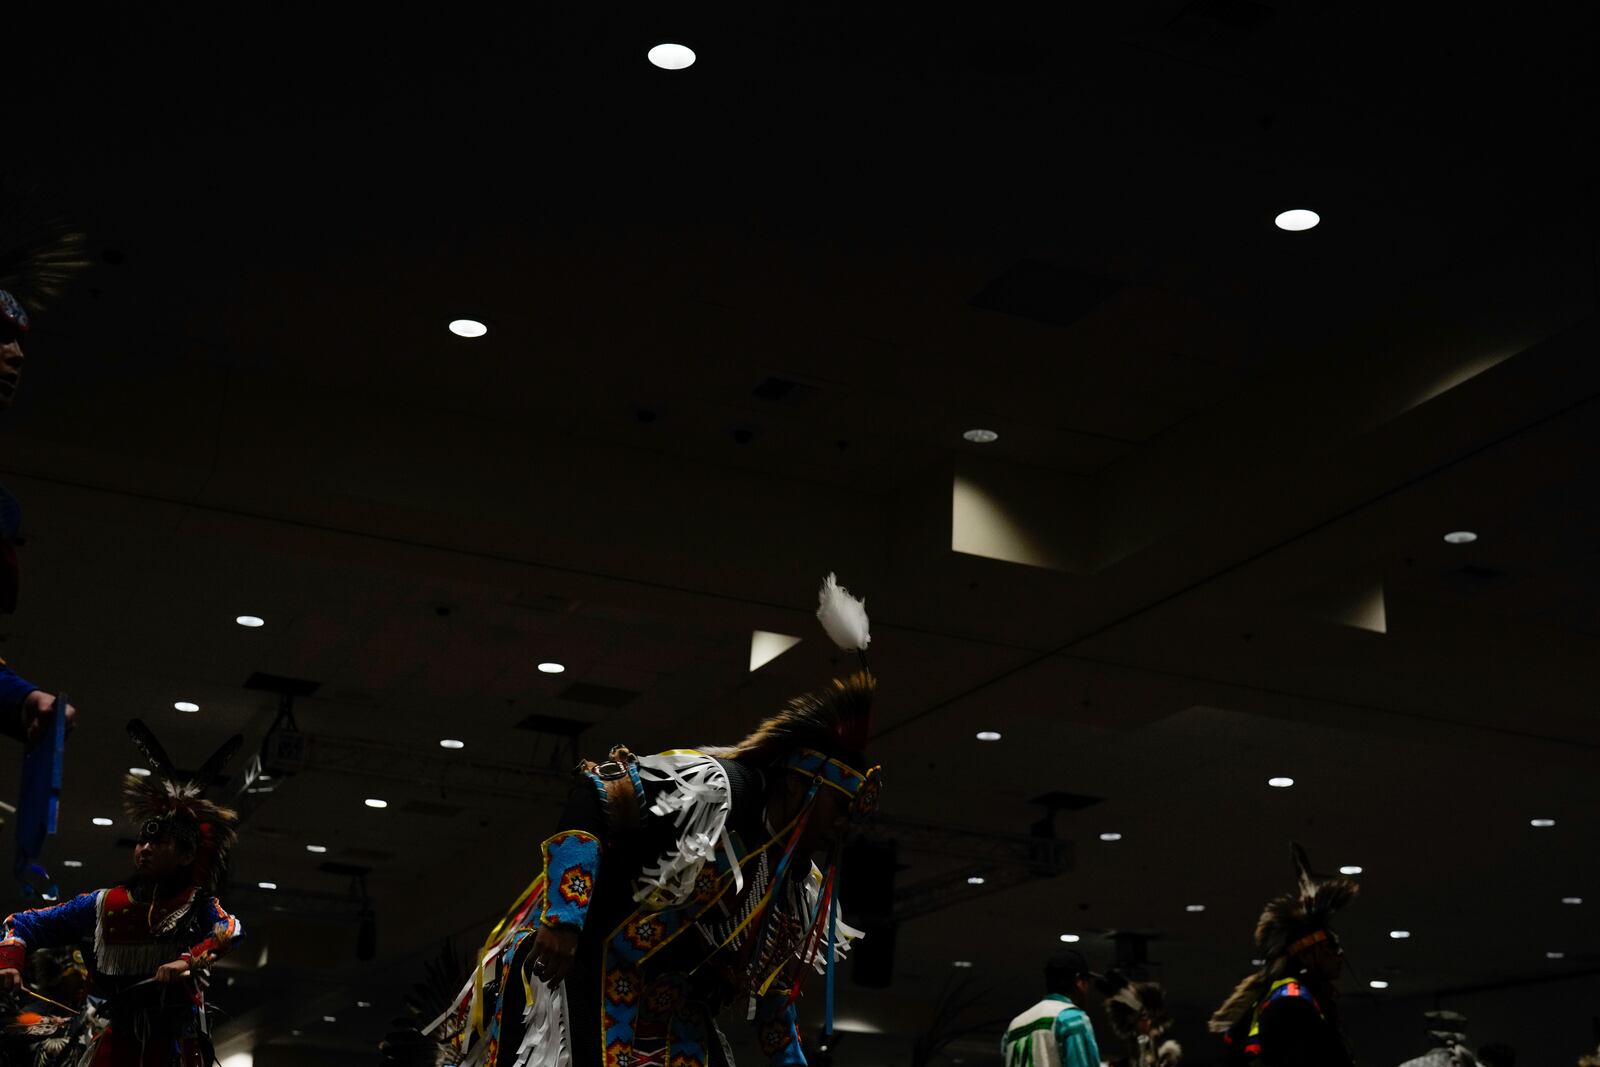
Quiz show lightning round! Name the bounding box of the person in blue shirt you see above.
[0,288,77,746]
[1003,950,1104,1067]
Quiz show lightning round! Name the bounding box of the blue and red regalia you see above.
[406,575,884,1067]
[1210,846,1359,1067]
[0,722,246,1066]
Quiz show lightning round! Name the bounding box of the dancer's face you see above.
[133,835,194,883]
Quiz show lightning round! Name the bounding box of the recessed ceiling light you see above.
[448,319,487,338]
[975,730,1002,742]
[1443,531,1478,545]
[1561,896,1583,905]
[357,1000,373,1008]
[92,818,114,827]
[323,1015,338,1023]
[1274,209,1320,231]
[129,767,151,777]
[1546,951,1566,960]
[1251,958,1266,966]
[62,860,83,868]
[1185,904,1206,913]
[1099,832,1123,842]
[236,615,265,627]
[952,960,974,968]
[538,662,566,674]
[364,798,388,809]
[439,738,465,750]
[1389,930,1411,939]
[258,881,278,890]
[962,428,1000,444]
[174,701,200,713]
[967,876,986,885]
[1268,777,1295,788]
[1059,934,1081,943]
[647,43,696,70]
[1340,866,1364,875]
[306,845,328,854]
[1370,980,1390,990]
[1530,818,1556,828]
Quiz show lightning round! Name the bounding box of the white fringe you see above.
[795,864,864,973]
[512,978,571,1067]
[816,573,870,652]
[633,753,739,906]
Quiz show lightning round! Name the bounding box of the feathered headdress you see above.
[1209,844,1359,1033]
[1102,970,1174,1040]
[123,720,243,893]
[0,175,91,320]
[709,574,875,771]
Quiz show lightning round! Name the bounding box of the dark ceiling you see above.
[3,3,1598,1065]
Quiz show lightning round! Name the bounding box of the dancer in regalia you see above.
[431,575,882,1067]
[0,723,245,1066]
[1209,845,1358,1067]
[1099,971,1181,1067]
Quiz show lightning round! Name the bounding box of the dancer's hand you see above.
[22,691,77,743]
[0,968,20,991]
[154,959,191,984]
[529,925,579,987]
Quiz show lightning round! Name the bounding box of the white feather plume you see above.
[816,573,871,652]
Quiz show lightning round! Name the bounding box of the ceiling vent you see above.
[969,260,1122,328]
[515,712,594,737]
[244,672,322,697]
[1163,0,1275,47]
[557,682,640,709]
[399,800,464,819]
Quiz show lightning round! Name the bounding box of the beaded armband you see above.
[539,830,602,930]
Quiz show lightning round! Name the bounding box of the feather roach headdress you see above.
[1209,844,1359,1033]
[1102,970,1174,1041]
[709,574,876,772]
[123,720,243,893]
[0,175,91,320]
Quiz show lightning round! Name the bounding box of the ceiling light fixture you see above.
[975,731,1002,742]
[967,876,986,885]
[1370,980,1390,990]
[364,798,388,809]
[1547,951,1566,960]
[962,429,999,444]
[439,739,465,750]
[1186,904,1206,913]
[258,881,278,890]
[1251,958,1266,966]
[1268,777,1295,788]
[448,319,487,338]
[1059,934,1081,943]
[1443,531,1478,545]
[129,767,152,777]
[1099,832,1123,842]
[1530,818,1556,828]
[1561,896,1583,905]
[538,662,566,674]
[952,960,974,968]
[306,845,328,854]
[647,43,696,70]
[174,701,200,713]
[1340,866,1364,875]
[236,615,265,627]
[357,1001,373,1009]
[63,860,83,868]
[92,818,114,827]
[1389,930,1411,940]
[1274,209,1320,232]
[323,1015,338,1023]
